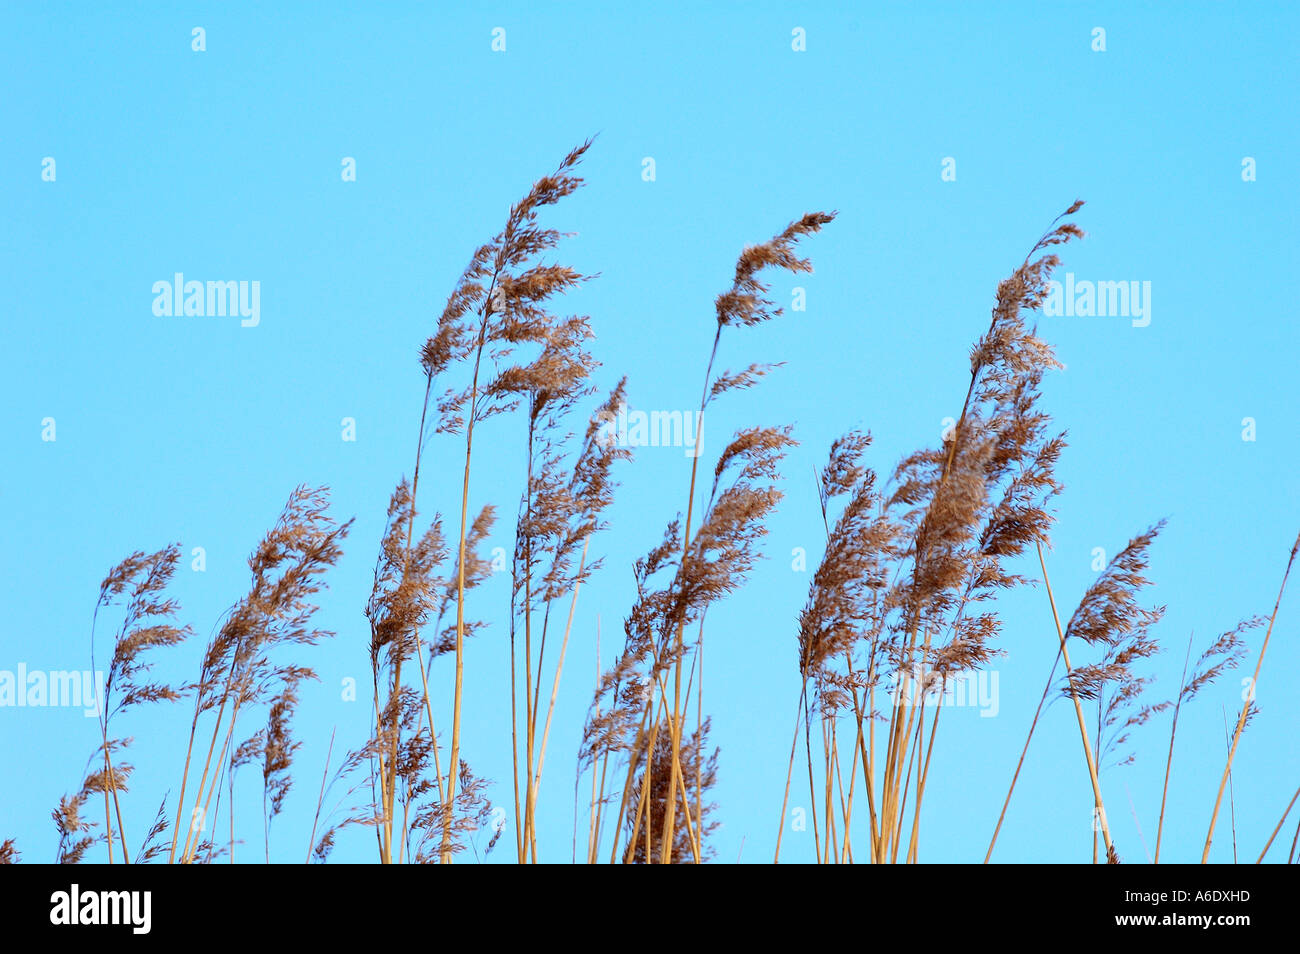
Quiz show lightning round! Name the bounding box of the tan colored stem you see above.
[1203,535,1298,862]
[1037,542,1114,860]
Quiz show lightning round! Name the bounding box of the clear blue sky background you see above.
[3,1,1296,864]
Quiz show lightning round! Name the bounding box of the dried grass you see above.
[20,155,1297,868]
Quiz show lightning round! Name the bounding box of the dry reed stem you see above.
[527,539,590,853]
[985,646,1062,862]
[306,728,336,864]
[1037,542,1115,861]
[773,697,804,862]
[1255,784,1300,863]
[1203,533,1299,861]
[1154,632,1195,863]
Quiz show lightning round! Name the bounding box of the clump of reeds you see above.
[511,379,631,862]
[777,429,897,863]
[93,543,192,863]
[776,203,1079,864]
[622,717,719,863]
[168,485,351,864]
[364,477,497,862]
[362,138,626,864]
[580,210,835,863]
[365,477,449,863]
[48,545,192,865]
[31,146,1300,867]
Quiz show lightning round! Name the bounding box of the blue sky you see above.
[2,1,1297,864]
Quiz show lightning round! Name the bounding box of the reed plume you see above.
[87,543,192,863]
[1153,618,1258,861]
[170,485,351,864]
[396,139,595,863]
